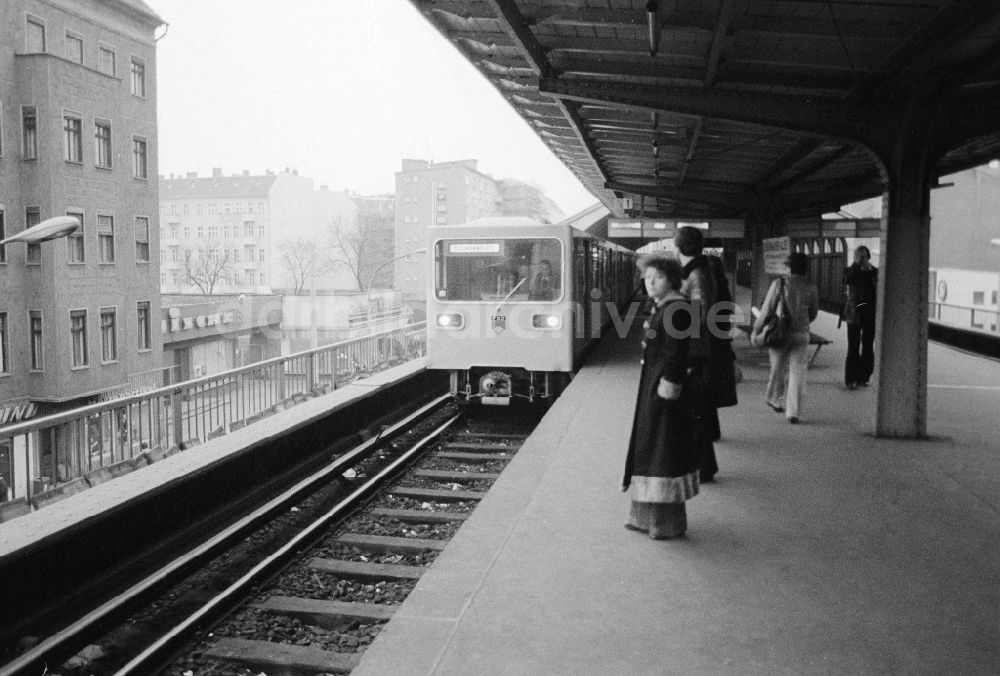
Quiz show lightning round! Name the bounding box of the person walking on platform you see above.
[843,245,878,390]
[675,226,719,483]
[623,256,701,539]
[755,252,819,424]
[706,254,738,441]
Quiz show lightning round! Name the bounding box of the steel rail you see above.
[114,403,462,676]
[0,394,453,676]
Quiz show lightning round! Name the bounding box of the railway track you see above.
[2,399,539,676]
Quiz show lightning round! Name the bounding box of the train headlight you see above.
[436,313,464,329]
[532,314,561,329]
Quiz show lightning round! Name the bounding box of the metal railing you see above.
[0,323,426,513]
[928,302,1000,334]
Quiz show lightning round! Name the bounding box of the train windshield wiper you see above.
[495,277,527,314]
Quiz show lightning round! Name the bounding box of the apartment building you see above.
[393,159,500,305]
[0,0,165,412]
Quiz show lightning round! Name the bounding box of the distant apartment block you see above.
[393,159,501,303]
[159,170,394,296]
[0,0,165,414]
[497,178,565,224]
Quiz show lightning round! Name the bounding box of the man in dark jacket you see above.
[675,226,719,483]
[844,245,878,389]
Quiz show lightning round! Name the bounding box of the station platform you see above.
[352,308,1000,676]
[0,360,428,558]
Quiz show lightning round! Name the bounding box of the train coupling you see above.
[479,370,512,406]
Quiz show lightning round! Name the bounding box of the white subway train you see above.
[426,217,639,404]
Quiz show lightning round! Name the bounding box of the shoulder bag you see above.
[752,278,791,349]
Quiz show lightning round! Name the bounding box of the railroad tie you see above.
[206,636,360,675]
[307,557,426,581]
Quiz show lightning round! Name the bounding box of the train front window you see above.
[435,238,563,302]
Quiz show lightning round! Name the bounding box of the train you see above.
[426,217,639,404]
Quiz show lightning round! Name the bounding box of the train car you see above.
[427,217,638,405]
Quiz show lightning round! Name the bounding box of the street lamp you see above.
[364,248,426,332]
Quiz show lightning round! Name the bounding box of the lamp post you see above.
[364,248,426,333]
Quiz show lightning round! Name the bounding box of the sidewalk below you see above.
[353,307,1000,675]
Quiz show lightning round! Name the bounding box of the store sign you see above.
[162,307,235,333]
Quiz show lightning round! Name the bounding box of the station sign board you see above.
[763,236,791,276]
[607,218,745,240]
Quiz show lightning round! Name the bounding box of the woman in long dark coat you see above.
[622,257,701,539]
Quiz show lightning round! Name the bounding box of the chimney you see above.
[212,167,222,178]
[320,185,328,191]
[186,172,197,178]
[292,169,298,176]
[266,169,274,175]
[242,170,249,176]
[169,173,175,179]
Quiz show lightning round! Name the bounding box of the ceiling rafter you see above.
[538,77,880,143]
[767,145,857,193]
[483,0,610,187]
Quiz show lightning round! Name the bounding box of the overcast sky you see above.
[152,0,597,216]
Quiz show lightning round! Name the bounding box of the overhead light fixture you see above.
[652,140,660,159]
[989,159,1000,169]
[646,1,660,57]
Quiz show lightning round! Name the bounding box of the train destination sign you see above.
[449,242,501,254]
[606,218,745,240]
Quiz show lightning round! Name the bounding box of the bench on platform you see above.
[741,307,832,367]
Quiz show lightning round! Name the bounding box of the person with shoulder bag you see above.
[752,252,819,424]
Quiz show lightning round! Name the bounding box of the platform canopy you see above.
[408,0,1000,236]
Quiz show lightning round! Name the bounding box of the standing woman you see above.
[754,252,819,423]
[623,257,701,539]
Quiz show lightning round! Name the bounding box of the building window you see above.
[25,207,41,265]
[98,214,114,263]
[169,224,178,238]
[29,311,43,371]
[197,226,204,238]
[22,106,37,160]
[258,224,265,238]
[132,137,147,179]
[171,246,180,261]
[224,203,230,213]
[183,225,190,238]
[0,313,9,373]
[973,291,985,305]
[95,120,112,168]
[100,308,117,362]
[208,203,216,215]
[208,225,218,238]
[66,211,85,262]
[160,272,166,285]
[197,204,203,216]
[137,302,151,350]
[244,223,253,237]
[135,216,149,262]
[130,57,145,97]
[70,310,88,367]
[26,17,45,52]
[64,114,83,163]
[993,290,998,306]
[99,44,115,76]
[183,203,188,216]
[258,249,265,262]
[65,31,83,63]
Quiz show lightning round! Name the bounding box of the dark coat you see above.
[623,293,702,489]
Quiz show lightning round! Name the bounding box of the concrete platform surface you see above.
[352,311,1000,676]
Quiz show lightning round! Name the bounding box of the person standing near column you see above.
[674,226,719,483]
[844,245,878,390]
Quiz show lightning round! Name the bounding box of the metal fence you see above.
[928,302,1000,334]
[0,323,426,516]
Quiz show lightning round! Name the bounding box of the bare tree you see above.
[183,245,233,295]
[277,238,315,295]
[326,215,380,290]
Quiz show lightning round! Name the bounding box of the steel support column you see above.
[871,100,939,438]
